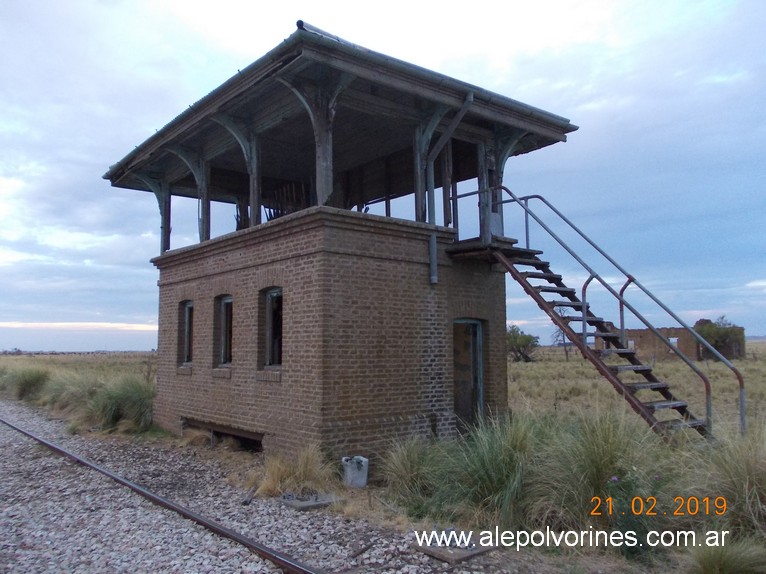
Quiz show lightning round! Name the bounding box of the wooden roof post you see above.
[166,146,210,241]
[279,73,354,207]
[413,106,447,222]
[136,173,171,253]
[492,128,527,238]
[477,141,491,245]
[212,114,261,226]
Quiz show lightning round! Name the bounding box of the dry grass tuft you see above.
[251,444,338,497]
[179,428,213,448]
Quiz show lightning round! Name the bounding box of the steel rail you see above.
[0,416,324,574]
[495,186,746,435]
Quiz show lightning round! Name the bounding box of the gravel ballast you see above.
[0,400,487,573]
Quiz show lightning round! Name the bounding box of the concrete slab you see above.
[414,530,495,566]
[279,492,343,511]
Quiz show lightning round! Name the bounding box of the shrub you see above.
[87,376,155,432]
[380,436,442,518]
[701,425,766,536]
[435,415,535,528]
[0,365,8,389]
[11,368,50,401]
[381,414,539,527]
[39,373,104,414]
[695,315,745,360]
[522,409,671,539]
[507,325,539,362]
[380,436,438,499]
[687,537,766,574]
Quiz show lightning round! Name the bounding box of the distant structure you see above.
[104,22,577,459]
[606,322,745,362]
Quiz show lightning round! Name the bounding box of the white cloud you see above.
[0,322,157,332]
[0,0,764,350]
[0,247,51,267]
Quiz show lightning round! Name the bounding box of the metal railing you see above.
[493,185,746,436]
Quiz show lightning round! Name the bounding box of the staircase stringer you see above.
[494,186,746,436]
[494,250,660,429]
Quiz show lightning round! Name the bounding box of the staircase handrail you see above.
[496,186,745,435]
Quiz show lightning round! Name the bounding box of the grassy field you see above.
[0,351,157,433]
[1,346,765,572]
[508,341,766,437]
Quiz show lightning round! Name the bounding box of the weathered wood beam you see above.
[414,105,448,222]
[135,173,171,253]
[278,73,355,207]
[491,128,527,238]
[495,128,527,184]
[211,114,262,226]
[165,146,210,241]
[477,141,491,245]
[442,141,453,227]
[427,93,474,165]
[301,46,571,142]
[340,87,495,144]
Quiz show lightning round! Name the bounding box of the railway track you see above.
[1,401,518,573]
[0,415,323,574]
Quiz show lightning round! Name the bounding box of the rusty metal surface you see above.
[0,416,324,574]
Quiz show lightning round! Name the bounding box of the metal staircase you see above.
[495,248,709,435]
[448,186,746,437]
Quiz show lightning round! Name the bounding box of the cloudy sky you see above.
[1,0,764,351]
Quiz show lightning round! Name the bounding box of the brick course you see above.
[152,206,507,466]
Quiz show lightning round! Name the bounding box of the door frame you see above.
[453,318,484,424]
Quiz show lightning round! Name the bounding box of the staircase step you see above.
[535,286,576,295]
[511,258,549,268]
[585,331,620,339]
[643,399,687,411]
[654,418,706,431]
[564,316,605,323]
[521,271,562,281]
[609,364,653,373]
[596,348,635,356]
[624,381,670,391]
[547,300,588,309]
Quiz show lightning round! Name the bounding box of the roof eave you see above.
[105,26,578,185]
[103,30,308,183]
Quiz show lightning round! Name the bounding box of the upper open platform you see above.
[104,21,577,252]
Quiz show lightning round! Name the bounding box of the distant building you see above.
[599,323,745,361]
[104,22,577,460]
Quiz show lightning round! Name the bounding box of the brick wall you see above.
[619,327,697,361]
[152,207,507,466]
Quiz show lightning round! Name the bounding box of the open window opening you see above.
[214,294,233,366]
[263,287,282,367]
[178,300,194,364]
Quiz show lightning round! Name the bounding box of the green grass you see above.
[3,346,764,569]
[0,352,157,434]
[380,436,440,509]
[381,407,766,563]
[687,537,766,573]
[6,367,51,401]
[435,415,536,528]
[380,416,540,527]
[696,422,766,537]
[86,375,155,432]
